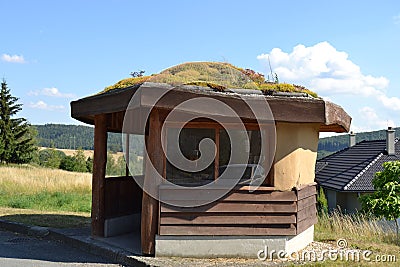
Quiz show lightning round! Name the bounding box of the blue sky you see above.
[1,0,400,134]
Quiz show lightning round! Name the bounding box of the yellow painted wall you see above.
[273,122,319,191]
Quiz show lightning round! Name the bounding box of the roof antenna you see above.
[268,56,274,82]
[267,55,274,82]
[267,55,279,83]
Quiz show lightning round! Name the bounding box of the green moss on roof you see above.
[102,62,318,97]
[259,83,318,98]
[103,76,151,92]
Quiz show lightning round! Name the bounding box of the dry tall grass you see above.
[0,165,92,212]
[0,165,91,194]
[316,210,399,246]
[314,211,399,266]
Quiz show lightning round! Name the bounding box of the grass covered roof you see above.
[102,62,317,97]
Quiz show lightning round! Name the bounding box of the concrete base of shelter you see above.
[155,225,314,258]
[104,213,140,238]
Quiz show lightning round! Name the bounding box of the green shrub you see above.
[86,157,93,172]
[38,148,65,169]
[59,156,76,171]
[317,187,328,215]
[360,161,400,240]
[59,149,88,173]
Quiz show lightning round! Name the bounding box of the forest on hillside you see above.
[34,124,399,160]
[33,124,144,155]
[318,127,400,159]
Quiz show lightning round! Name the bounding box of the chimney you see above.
[386,127,395,155]
[349,131,356,147]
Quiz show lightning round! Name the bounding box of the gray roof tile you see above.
[316,139,399,192]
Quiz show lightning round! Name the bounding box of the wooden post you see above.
[214,128,220,180]
[141,109,163,255]
[264,124,275,186]
[162,127,167,179]
[92,114,108,237]
[125,133,130,177]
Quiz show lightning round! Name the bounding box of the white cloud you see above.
[394,13,400,25]
[257,42,400,111]
[1,54,26,63]
[28,87,76,99]
[29,100,65,111]
[377,94,400,111]
[356,106,395,131]
[359,106,379,121]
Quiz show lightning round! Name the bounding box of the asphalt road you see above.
[0,229,123,267]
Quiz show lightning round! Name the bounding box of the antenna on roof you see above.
[267,55,274,82]
[268,56,273,82]
[266,56,279,83]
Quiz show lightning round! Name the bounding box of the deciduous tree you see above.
[361,161,400,240]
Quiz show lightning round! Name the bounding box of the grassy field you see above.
[0,165,91,213]
[0,207,90,228]
[0,164,398,265]
[312,211,399,266]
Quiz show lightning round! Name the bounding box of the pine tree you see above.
[0,79,36,164]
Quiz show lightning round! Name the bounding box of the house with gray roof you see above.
[316,127,399,213]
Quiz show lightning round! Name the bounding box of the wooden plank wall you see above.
[296,184,317,234]
[159,184,317,236]
[104,176,142,219]
[159,187,298,236]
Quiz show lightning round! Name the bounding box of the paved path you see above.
[0,229,123,267]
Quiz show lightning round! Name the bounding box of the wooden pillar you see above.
[91,114,108,237]
[141,109,163,255]
[214,128,220,180]
[265,125,273,186]
[125,133,130,177]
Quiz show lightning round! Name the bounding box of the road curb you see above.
[0,219,285,266]
[0,218,32,235]
[0,219,149,267]
[48,229,148,267]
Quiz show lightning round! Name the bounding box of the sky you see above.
[1,0,400,135]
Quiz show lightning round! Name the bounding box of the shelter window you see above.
[166,128,215,186]
[165,123,271,187]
